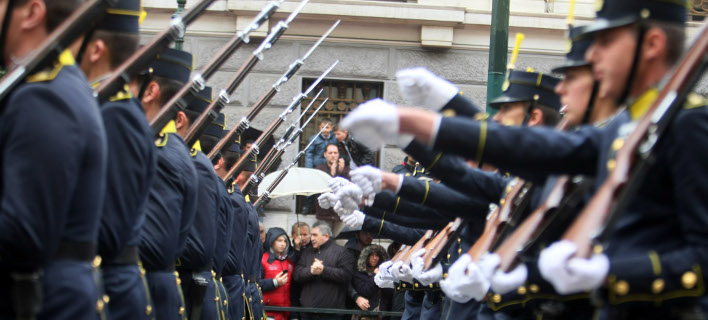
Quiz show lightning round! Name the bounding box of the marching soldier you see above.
[174,87,221,320]
[342,0,708,318]
[76,0,156,318]
[0,0,107,319]
[201,113,235,320]
[136,48,199,320]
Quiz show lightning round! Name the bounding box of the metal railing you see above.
[263,306,404,317]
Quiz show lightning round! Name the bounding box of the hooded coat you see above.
[260,227,294,320]
[351,245,392,312]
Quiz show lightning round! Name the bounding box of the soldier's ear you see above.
[175,111,188,130]
[528,108,544,126]
[642,27,668,64]
[19,0,46,32]
[87,39,107,64]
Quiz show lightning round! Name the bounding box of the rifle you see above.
[242,95,328,196]
[207,20,340,160]
[149,0,284,135]
[562,23,708,258]
[252,123,327,209]
[392,230,435,265]
[224,60,339,180]
[466,178,533,261]
[390,245,410,262]
[0,0,117,101]
[181,0,311,147]
[94,0,218,101]
[422,218,465,270]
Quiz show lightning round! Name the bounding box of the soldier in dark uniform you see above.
[0,1,107,319]
[201,112,234,320]
[216,139,250,320]
[343,1,708,318]
[234,157,267,320]
[174,87,221,320]
[137,48,199,320]
[76,1,156,319]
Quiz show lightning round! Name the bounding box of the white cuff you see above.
[395,174,404,194]
[273,279,279,288]
[428,115,443,148]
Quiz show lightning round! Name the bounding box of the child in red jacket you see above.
[260,227,294,320]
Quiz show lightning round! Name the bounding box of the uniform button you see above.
[92,256,102,269]
[215,296,220,302]
[593,245,604,255]
[414,283,419,288]
[249,297,253,302]
[614,280,629,296]
[212,270,217,277]
[146,305,153,315]
[458,248,462,254]
[682,271,697,289]
[447,253,450,259]
[500,199,506,206]
[140,268,146,277]
[652,279,665,294]
[103,294,110,304]
[492,294,502,303]
[443,273,448,279]
[224,300,228,306]
[179,306,185,315]
[612,138,624,151]
[517,286,527,295]
[529,284,539,293]
[402,283,407,288]
[96,300,105,312]
[429,284,434,288]
[607,159,616,171]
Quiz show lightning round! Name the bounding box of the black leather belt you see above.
[104,246,139,265]
[53,241,95,262]
[247,274,257,283]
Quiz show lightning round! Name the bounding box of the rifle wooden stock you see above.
[495,176,570,271]
[422,219,465,270]
[397,230,434,265]
[391,245,409,262]
[562,22,708,258]
[95,0,217,101]
[0,0,116,102]
[467,178,531,261]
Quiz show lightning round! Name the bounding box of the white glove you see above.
[350,166,382,196]
[374,271,395,289]
[439,254,490,303]
[538,240,609,295]
[342,210,365,229]
[333,184,363,216]
[410,248,443,286]
[378,261,395,281]
[391,261,414,284]
[396,67,459,111]
[317,193,338,209]
[328,177,350,193]
[340,99,400,150]
[490,264,528,295]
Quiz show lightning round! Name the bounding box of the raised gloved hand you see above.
[351,166,382,196]
[409,248,443,286]
[374,271,395,289]
[377,261,395,281]
[439,254,491,303]
[317,192,338,209]
[340,99,400,150]
[328,177,351,193]
[491,263,528,295]
[538,240,609,295]
[342,210,365,229]
[396,67,459,111]
[333,184,363,216]
[391,261,415,284]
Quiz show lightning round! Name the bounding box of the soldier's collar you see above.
[160,120,177,135]
[626,88,659,120]
[190,140,201,157]
[26,49,75,83]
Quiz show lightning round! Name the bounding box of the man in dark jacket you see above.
[293,222,355,319]
[334,126,375,169]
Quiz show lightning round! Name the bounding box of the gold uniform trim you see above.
[420,180,430,206]
[27,50,75,83]
[475,121,488,164]
[426,153,443,171]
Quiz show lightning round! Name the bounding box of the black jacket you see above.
[338,135,375,167]
[293,239,355,309]
[352,245,392,311]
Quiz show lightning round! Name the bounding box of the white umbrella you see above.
[257,167,332,199]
